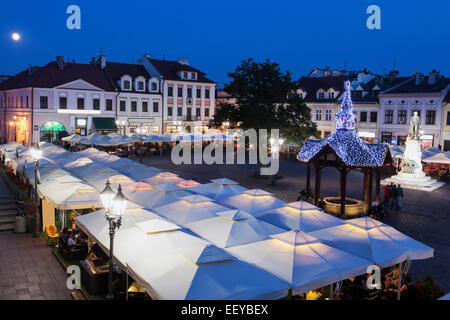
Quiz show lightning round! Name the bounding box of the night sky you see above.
[0,0,449,86]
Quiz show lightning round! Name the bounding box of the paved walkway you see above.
[138,155,450,292]
[0,174,71,300]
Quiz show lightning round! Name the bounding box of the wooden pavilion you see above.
[297,81,392,217]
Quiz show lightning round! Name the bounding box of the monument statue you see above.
[408,111,420,140]
[382,111,443,191]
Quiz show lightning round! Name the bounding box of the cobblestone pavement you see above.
[0,174,71,300]
[0,232,72,300]
[138,155,450,292]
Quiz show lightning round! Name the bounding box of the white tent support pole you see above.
[329,283,334,300]
[126,268,129,301]
[335,281,342,298]
[62,210,65,231]
[397,261,403,301]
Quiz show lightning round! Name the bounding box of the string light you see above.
[297,80,390,167]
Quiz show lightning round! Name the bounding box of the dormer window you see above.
[192,73,197,80]
[151,82,157,91]
[123,80,130,90]
[137,81,144,91]
[318,92,325,99]
[329,91,334,99]
[183,72,188,79]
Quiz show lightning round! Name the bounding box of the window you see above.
[315,109,322,121]
[106,99,113,111]
[59,97,67,109]
[197,89,201,99]
[178,87,183,97]
[360,111,367,122]
[168,107,173,116]
[426,110,436,125]
[26,96,29,108]
[370,111,377,123]
[93,98,100,110]
[123,80,130,90]
[187,88,192,98]
[205,89,210,99]
[142,101,148,113]
[325,109,332,121]
[192,73,197,80]
[205,108,210,117]
[328,92,334,99]
[40,96,48,109]
[153,102,159,113]
[120,101,126,112]
[77,98,85,110]
[131,101,137,112]
[168,87,173,97]
[381,132,392,143]
[20,96,23,108]
[137,81,144,91]
[398,110,407,124]
[196,108,201,117]
[384,110,393,123]
[151,82,157,91]
[447,111,450,126]
[318,92,325,99]
[183,72,188,79]
[177,107,182,116]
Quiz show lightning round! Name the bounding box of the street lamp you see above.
[269,138,284,186]
[115,120,126,135]
[100,181,127,300]
[135,125,147,163]
[30,145,42,238]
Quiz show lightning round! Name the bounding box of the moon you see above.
[12,33,21,41]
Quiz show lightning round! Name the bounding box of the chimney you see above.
[414,72,424,85]
[142,54,151,60]
[177,57,189,65]
[90,57,97,65]
[56,56,64,70]
[428,70,440,85]
[99,55,106,69]
[388,70,398,82]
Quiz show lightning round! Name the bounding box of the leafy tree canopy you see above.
[211,58,318,144]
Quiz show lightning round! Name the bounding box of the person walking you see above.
[397,185,403,210]
[383,185,390,204]
[390,185,399,211]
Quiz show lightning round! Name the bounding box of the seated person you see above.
[59,228,69,241]
[400,274,417,300]
[306,289,322,300]
[384,264,401,290]
[67,233,79,247]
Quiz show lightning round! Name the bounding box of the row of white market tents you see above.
[0,141,434,300]
[62,131,237,147]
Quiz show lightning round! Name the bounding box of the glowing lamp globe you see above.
[100,180,115,213]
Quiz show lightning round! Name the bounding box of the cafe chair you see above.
[45,224,59,246]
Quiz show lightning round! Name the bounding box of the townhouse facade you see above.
[0,54,217,145]
[442,92,450,150]
[378,71,450,148]
[0,58,118,146]
[141,55,217,134]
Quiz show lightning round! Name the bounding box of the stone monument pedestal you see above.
[382,140,444,191]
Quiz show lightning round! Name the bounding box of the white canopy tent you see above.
[189,178,248,200]
[218,189,287,215]
[184,209,286,248]
[153,194,230,225]
[143,172,186,185]
[226,230,373,295]
[255,203,345,233]
[422,152,450,164]
[123,183,193,209]
[76,209,290,300]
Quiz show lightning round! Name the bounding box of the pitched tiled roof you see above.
[0,62,115,91]
[296,75,356,103]
[103,62,161,93]
[382,77,450,94]
[150,58,215,84]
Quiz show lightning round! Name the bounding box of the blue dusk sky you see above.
[0,0,449,86]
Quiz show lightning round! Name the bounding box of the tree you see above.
[211,58,318,144]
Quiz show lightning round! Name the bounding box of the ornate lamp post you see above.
[30,145,42,238]
[100,181,127,300]
[269,137,284,186]
[135,125,147,164]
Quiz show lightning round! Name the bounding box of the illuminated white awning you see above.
[357,131,376,138]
